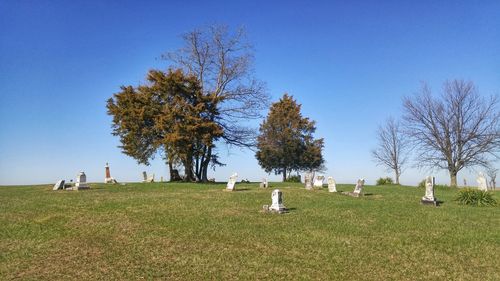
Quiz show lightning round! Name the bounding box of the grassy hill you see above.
[1,182,499,280]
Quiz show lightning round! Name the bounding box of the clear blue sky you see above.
[1,0,499,185]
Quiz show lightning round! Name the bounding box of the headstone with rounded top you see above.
[327,177,337,192]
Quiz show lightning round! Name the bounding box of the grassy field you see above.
[0,182,499,280]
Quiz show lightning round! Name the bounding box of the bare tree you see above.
[403,80,500,187]
[485,166,498,190]
[371,117,409,184]
[163,25,269,181]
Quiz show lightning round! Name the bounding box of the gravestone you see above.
[314,175,325,188]
[353,179,365,195]
[269,189,287,213]
[421,176,437,206]
[53,180,65,191]
[142,171,154,183]
[104,163,118,184]
[327,177,337,192]
[477,172,488,191]
[341,178,364,197]
[75,172,90,190]
[226,173,238,191]
[260,178,268,188]
[304,173,313,190]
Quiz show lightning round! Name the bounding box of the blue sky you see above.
[0,0,499,185]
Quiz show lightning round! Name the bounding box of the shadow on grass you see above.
[234,188,251,192]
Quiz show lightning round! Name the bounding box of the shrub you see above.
[285,175,301,183]
[376,177,394,186]
[455,188,497,206]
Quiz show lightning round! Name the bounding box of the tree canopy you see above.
[108,25,269,182]
[256,94,324,181]
[403,80,499,187]
[107,69,223,181]
[163,25,269,181]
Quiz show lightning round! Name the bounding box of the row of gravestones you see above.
[226,172,364,196]
[53,172,90,191]
[53,163,155,191]
[260,177,437,214]
[226,173,490,210]
[262,177,438,215]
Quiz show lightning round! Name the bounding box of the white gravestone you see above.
[421,176,437,205]
[269,189,286,212]
[353,179,365,195]
[327,177,337,192]
[75,172,90,190]
[477,172,488,191]
[53,180,65,191]
[314,175,325,188]
[259,178,268,188]
[226,173,238,191]
[304,173,313,190]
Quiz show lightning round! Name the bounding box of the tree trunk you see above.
[183,152,195,182]
[168,160,175,182]
[194,153,200,181]
[395,169,400,185]
[200,146,212,182]
[282,167,287,182]
[450,170,458,187]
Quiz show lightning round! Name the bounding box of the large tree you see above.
[107,69,223,181]
[256,94,324,181]
[163,25,269,181]
[403,80,500,187]
[371,117,409,184]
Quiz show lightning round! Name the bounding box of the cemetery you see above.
[1,178,499,280]
[1,2,499,280]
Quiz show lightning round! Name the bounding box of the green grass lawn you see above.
[1,182,499,280]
